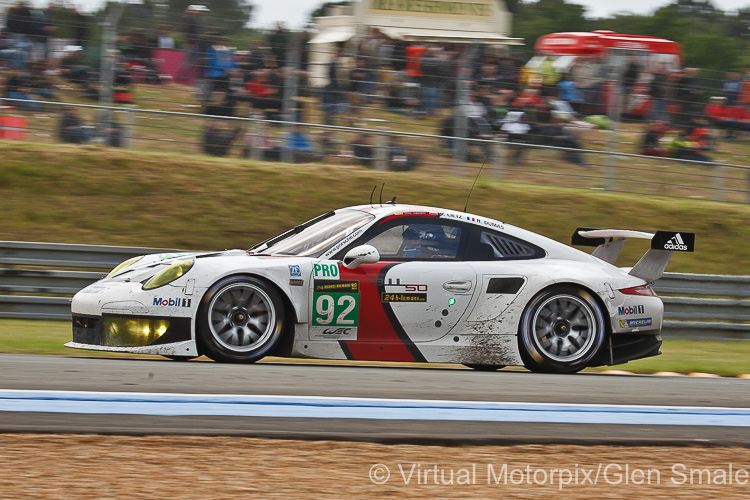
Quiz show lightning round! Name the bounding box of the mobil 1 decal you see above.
[311,279,359,340]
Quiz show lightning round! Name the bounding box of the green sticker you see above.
[313,292,359,327]
[448,297,456,306]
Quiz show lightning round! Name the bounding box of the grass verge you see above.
[4,320,749,376]
[1,141,750,273]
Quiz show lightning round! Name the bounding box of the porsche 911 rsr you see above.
[67,204,694,373]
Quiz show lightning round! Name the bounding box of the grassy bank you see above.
[1,141,750,273]
[1,141,749,374]
[3,320,749,375]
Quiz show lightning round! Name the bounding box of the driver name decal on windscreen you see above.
[311,279,359,340]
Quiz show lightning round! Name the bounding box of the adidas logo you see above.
[664,233,688,251]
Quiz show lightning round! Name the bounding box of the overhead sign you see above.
[369,0,494,20]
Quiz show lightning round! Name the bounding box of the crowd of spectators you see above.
[2,1,750,164]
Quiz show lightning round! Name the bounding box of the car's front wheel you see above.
[518,286,606,374]
[197,276,286,363]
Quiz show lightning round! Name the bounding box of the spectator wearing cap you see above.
[178,5,208,93]
[59,45,96,98]
[4,1,34,68]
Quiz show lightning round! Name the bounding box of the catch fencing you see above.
[0,241,747,341]
[2,98,750,204]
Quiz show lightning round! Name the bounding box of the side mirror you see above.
[342,245,380,269]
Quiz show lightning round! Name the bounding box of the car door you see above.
[335,218,477,344]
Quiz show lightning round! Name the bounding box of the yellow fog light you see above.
[143,260,194,290]
[103,317,170,347]
[107,256,143,278]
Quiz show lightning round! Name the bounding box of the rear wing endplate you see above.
[572,228,695,283]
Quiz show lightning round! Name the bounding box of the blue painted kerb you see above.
[0,390,748,427]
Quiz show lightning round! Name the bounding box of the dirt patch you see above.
[0,435,748,498]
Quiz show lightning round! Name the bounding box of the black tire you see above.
[162,356,198,361]
[463,364,506,371]
[196,276,286,363]
[518,286,606,374]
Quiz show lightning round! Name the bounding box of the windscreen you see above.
[263,210,375,257]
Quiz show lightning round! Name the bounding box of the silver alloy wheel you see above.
[530,293,597,363]
[207,282,276,352]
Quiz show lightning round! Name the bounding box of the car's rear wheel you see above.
[463,364,506,371]
[197,276,286,363]
[518,286,606,374]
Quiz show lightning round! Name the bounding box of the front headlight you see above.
[107,256,143,278]
[142,260,194,290]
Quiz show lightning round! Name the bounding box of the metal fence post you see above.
[492,138,505,179]
[119,105,135,148]
[98,3,125,143]
[604,49,623,192]
[452,45,473,175]
[248,115,266,162]
[281,33,301,164]
[374,127,390,171]
[712,164,725,202]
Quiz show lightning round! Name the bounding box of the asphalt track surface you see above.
[1,354,748,446]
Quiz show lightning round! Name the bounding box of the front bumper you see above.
[71,314,192,347]
[68,278,202,356]
[67,313,198,356]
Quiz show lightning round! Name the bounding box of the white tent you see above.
[309,0,522,87]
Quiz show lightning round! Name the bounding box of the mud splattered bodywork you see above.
[68,204,693,372]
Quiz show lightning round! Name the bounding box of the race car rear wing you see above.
[572,228,695,283]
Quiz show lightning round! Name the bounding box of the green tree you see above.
[96,0,253,36]
[310,1,351,19]
[512,0,590,49]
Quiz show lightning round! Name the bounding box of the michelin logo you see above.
[664,233,688,251]
[153,297,191,307]
[620,317,653,328]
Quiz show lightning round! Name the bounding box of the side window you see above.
[468,230,543,261]
[367,223,462,260]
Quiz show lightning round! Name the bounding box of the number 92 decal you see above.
[311,280,360,339]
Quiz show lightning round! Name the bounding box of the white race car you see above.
[68,204,694,373]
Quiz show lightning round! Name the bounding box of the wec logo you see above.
[153,297,191,308]
[322,327,354,335]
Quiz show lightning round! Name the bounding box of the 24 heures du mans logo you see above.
[153,297,191,307]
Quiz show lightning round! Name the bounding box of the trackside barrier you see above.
[0,241,748,341]
[652,273,750,341]
[0,241,178,320]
